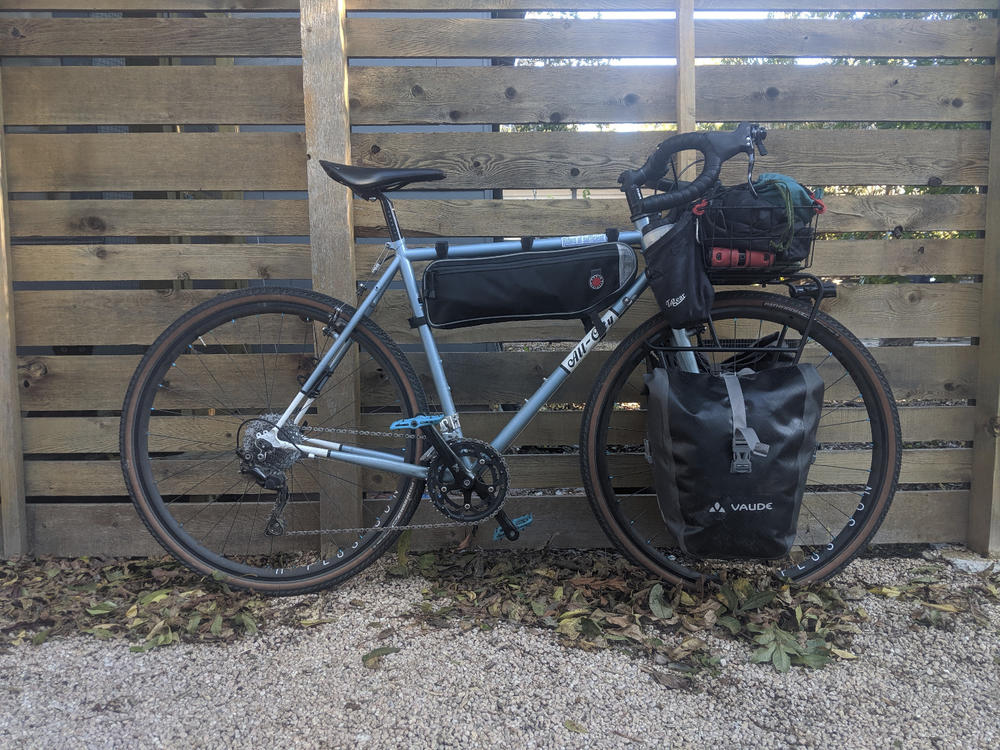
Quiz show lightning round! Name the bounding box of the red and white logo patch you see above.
[589,272,605,290]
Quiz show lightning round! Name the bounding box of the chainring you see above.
[426,439,509,523]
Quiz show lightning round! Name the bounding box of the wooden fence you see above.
[1,0,998,558]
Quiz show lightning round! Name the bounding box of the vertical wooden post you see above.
[299,0,363,544]
[675,0,696,173]
[0,70,29,558]
[968,8,1000,557]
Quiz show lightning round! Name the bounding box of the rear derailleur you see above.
[237,414,304,536]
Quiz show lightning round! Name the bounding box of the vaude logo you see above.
[730,502,774,512]
[709,501,774,513]
[665,293,687,308]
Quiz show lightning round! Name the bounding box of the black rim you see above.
[127,293,421,584]
[592,296,896,583]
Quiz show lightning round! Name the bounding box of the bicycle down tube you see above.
[265,227,706,480]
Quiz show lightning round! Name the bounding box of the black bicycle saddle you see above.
[319,160,445,197]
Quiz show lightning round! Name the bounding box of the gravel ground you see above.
[1,552,998,750]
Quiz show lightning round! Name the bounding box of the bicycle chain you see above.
[301,424,404,440]
[284,517,484,536]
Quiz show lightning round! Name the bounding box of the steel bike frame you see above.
[266,215,698,482]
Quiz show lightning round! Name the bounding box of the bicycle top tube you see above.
[398,230,644,264]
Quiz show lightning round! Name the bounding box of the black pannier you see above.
[644,364,824,560]
[697,173,824,271]
[641,211,714,328]
[422,242,637,329]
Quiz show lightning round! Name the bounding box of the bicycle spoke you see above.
[585,293,898,586]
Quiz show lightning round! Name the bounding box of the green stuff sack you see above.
[699,173,824,263]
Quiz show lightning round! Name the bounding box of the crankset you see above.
[426,438,509,523]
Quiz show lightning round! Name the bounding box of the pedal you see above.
[493,511,533,541]
[389,414,446,430]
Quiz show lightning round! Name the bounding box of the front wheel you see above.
[120,287,428,594]
[580,290,902,585]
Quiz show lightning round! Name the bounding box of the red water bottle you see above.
[709,247,774,269]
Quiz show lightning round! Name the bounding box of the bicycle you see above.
[120,122,902,595]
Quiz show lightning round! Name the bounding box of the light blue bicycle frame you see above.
[270,220,697,482]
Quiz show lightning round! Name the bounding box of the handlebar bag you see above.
[641,211,714,328]
[644,364,824,560]
[422,242,637,329]
[698,174,824,263]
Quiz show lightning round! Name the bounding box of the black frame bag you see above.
[644,365,824,560]
[642,211,714,327]
[422,242,637,329]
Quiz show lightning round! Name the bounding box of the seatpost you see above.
[377,194,403,243]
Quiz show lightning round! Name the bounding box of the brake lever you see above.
[747,150,758,197]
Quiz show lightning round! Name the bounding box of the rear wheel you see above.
[120,287,427,594]
[580,290,901,585]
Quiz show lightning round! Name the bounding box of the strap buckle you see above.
[731,436,753,474]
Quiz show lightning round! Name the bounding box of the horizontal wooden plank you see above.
[13,235,983,282]
[0,18,302,57]
[404,489,970,549]
[6,133,307,192]
[503,448,972,488]
[19,404,974,455]
[12,243,312,282]
[697,64,994,124]
[9,193,986,241]
[17,344,976,417]
[345,18,995,59]
[350,64,993,126]
[817,281,982,339]
[2,66,305,127]
[14,1,990,12]
[808,238,984,278]
[27,17,968,61]
[293,281,989,342]
[25,487,969,557]
[9,199,310,239]
[349,128,990,190]
[6,129,988,193]
[351,0,997,11]
[356,237,986,278]
[11,1,300,10]
[9,280,983,346]
[20,446,971,496]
